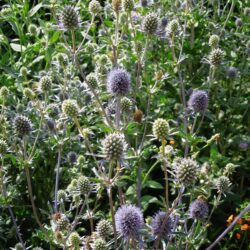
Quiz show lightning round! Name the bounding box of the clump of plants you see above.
[0,0,249,249]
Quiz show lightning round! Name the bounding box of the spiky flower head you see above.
[209,48,224,65]
[28,24,38,36]
[152,118,169,140]
[134,109,143,123]
[107,68,131,96]
[235,18,243,27]
[89,0,102,15]
[142,13,159,34]
[93,238,108,250]
[40,76,52,92]
[115,204,143,238]
[86,73,98,88]
[227,67,237,79]
[14,243,23,250]
[23,88,35,99]
[244,7,250,16]
[209,34,219,48]
[121,97,133,113]
[69,232,80,247]
[174,158,199,187]
[62,99,79,118]
[141,0,148,7]
[54,231,64,243]
[122,0,134,12]
[67,151,77,164]
[167,19,179,35]
[96,219,113,239]
[216,176,231,193]
[0,139,8,156]
[189,198,209,220]
[223,163,237,176]
[188,90,208,113]
[14,115,32,136]
[77,176,91,195]
[151,212,173,239]
[0,86,9,98]
[102,133,126,160]
[60,6,80,31]
[20,67,27,77]
[57,190,67,202]
[55,214,69,231]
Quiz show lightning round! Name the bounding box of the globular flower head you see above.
[244,7,250,16]
[40,76,52,92]
[46,118,56,133]
[141,0,148,7]
[167,19,179,35]
[0,139,8,156]
[92,238,108,250]
[142,13,159,34]
[60,6,80,31]
[227,67,237,79]
[152,118,169,140]
[23,88,35,100]
[112,0,122,13]
[107,68,131,96]
[67,151,77,164]
[209,34,219,48]
[188,90,208,113]
[102,133,127,161]
[122,0,134,12]
[62,99,79,118]
[86,72,98,88]
[28,24,38,36]
[96,219,113,239]
[161,17,168,28]
[121,97,133,113]
[14,115,32,136]
[89,0,102,15]
[115,204,144,238]
[174,157,199,187]
[14,243,23,250]
[189,198,209,220]
[235,18,243,27]
[151,212,173,239]
[69,232,80,247]
[209,48,224,65]
[55,213,69,231]
[0,86,9,99]
[216,176,231,193]
[77,176,91,195]
[57,190,67,202]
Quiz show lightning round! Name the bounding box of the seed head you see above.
[14,115,32,136]
[216,176,231,193]
[174,158,199,187]
[102,133,126,160]
[107,68,131,96]
[151,212,173,239]
[189,198,209,220]
[112,0,121,13]
[60,6,80,31]
[115,204,144,238]
[96,219,113,239]
[188,90,208,113]
[77,176,91,195]
[40,76,52,92]
[152,118,169,140]
[62,99,79,118]
[93,238,108,250]
[69,232,80,247]
[89,0,102,15]
[0,139,8,156]
[122,0,134,12]
[209,48,224,65]
[133,109,143,123]
[55,214,69,231]
[142,13,159,34]
[86,73,98,88]
[209,34,219,48]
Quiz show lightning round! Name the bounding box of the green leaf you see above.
[143,180,163,189]
[141,195,159,210]
[29,3,43,17]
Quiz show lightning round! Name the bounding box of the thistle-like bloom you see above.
[59,6,80,31]
[62,99,79,118]
[209,34,219,48]
[96,219,113,239]
[77,176,91,195]
[0,139,8,156]
[89,0,102,15]
[14,115,32,136]
[151,212,173,239]
[92,238,108,250]
[107,68,131,95]
[216,176,231,193]
[209,48,224,65]
[152,118,169,140]
[115,204,143,238]
[69,232,80,248]
[188,90,208,113]
[227,67,237,79]
[142,13,159,34]
[102,133,127,160]
[174,157,199,187]
[189,199,209,220]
